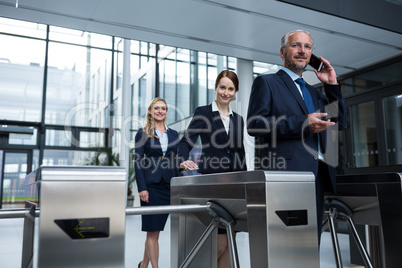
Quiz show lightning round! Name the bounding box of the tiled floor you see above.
[0,215,362,268]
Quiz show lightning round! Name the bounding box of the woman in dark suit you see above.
[178,70,247,268]
[135,97,180,268]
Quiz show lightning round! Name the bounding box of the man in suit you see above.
[247,30,347,242]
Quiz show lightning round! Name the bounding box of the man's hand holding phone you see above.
[310,55,338,85]
[308,53,324,72]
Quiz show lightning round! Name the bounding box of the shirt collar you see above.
[155,125,169,134]
[212,101,233,115]
[281,67,304,82]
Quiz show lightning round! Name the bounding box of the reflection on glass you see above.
[2,152,28,208]
[351,101,378,167]
[0,34,45,122]
[46,41,111,127]
[383,94,402,165]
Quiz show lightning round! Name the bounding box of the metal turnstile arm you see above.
[326,207,344,268]
[325,199,374,268]
[180,222,217,268]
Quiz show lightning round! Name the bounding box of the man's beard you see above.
[286,60,307,73]
[293,62,307,72]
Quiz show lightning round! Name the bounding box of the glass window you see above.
[0,34,45,122]
[131,54,140,74]
[43,149,97,166]
[149,43,156,57]
[2,152,28,208]
[228,57,236,70]
[9,128,37,146]
[131,40,140,54]
[253,61,281,76]
[115,50,123,91]
[45,129,72,147]
[140,55,148,68]
[339,61,402,97]
[177,48,190,62]
[383,94,402,165]
[164,60,176,124]
[177,61,190,120]
[0,17,46,38]
[140,41,148,55]
[114,38,124,96]
[46,42,111,127]
[207,66,217,104]
[198,64,207,107]
[159,60,165,100]
[138,75,147,118]
[208,53,217,67]
[198,52,207,64]
[79,131,105,148]
[351,101,378,167]
[49,26,113,49]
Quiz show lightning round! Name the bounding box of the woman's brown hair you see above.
[215,70,239,92]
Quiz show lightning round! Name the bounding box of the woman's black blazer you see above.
[134,127,180,192]
[178,104,247,174]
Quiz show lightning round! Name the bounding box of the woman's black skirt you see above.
[140,181,170,232]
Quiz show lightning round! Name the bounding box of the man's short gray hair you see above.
[280,30,314,51]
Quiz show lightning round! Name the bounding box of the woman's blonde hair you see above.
[143,97,168,139]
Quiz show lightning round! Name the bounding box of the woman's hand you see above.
[180,160,199,171]
[139,190,149,203]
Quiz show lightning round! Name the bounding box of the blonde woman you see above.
[134,97,180,268]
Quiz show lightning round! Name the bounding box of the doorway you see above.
[0,150,33,209]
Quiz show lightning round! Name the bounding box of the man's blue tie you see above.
[295,78,315,114]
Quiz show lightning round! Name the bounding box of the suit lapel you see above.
[277,70,309,115]
[229,113,238,147]
[152,133,163,154]
[209,105,230,142]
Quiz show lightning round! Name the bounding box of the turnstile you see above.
[326,172,402,268]
[171,170,320,268]
[25,166,127,268]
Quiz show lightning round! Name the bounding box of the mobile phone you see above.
[309,54,324,72]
